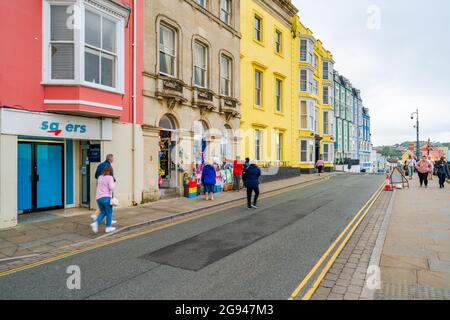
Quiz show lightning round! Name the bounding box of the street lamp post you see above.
[411,109,420,159]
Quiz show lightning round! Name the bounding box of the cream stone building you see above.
[142,0,241,201]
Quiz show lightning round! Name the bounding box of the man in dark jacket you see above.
[95,154,115,180]
[243,160,261,209]
[435,157,450,189]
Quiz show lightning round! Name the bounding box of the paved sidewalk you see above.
[0,173,334,262]
[375,178,450,299]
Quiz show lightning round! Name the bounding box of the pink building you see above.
[0,0,144,228]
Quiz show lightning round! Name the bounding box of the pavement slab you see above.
[374,177,450,299]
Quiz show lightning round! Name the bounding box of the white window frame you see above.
[159,23,177,78]
[193,41,208,88]
[275,29,282,54]
[275,131,282,161]
[255,129,263,161]
[42,0,126,94]
[299,98,316,131]
[196,0,207,8]
[220,54,232,96]
[323,110,329,135]
[300,68,313,93]
[254,69,263,107]
[254,15,262,42]
[323,143,334,163]
[220,0,231,25]
[300,38,314,64]
[275,78,282,112]
[300,138,314,164]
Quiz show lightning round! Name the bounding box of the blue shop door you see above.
[36,144,64,210]
[18,143,32,213]
[17,142,64,213]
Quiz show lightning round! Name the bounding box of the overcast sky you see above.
[293,0,450,146]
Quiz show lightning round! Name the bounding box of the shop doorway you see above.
[315,138,322,164]
[17,141,64,214]
[80,142,90,207]
[159,114,178,189]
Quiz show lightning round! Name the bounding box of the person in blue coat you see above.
[95,154,115,180]
[201,160,217,201]
[435,157,450,189]
[243,160,261,209]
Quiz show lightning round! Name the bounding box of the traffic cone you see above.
[384,173,392,191]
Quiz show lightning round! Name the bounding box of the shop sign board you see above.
[0,108,112,141]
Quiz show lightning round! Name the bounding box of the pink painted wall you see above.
[0,0,143,124]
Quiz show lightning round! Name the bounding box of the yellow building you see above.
[239,0,298,166]
[292,16,335,173]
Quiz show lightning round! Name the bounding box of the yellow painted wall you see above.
[292,17,335,170]
[240,0,294,165]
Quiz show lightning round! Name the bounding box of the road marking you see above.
[288,183,384,300]
[301,186,383,300]
[0,177,330,278]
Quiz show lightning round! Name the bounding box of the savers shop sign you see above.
[41,121,87,136]
[0,108,112,141]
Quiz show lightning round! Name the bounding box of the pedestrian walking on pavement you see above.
[232,156,245,191]
[406,155,416,180]
[91,166,116,234]
[91,154,117,225]
[201,160,217,201]
[243,160,261,209]
[415,156,433,187]
[244,157,250,169]
[435,157,450,189]
[427,156,435,181]
[315,156,325,176]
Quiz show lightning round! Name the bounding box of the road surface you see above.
[0,174,384,300]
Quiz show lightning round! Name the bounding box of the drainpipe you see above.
[131,0,137,205]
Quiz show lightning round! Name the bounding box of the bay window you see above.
[323,61,333,80]
[323,86,334,105]
[300,38,314,64]
[323,143,334,163]
[323,111,329,135]
[43,0,126,92]
[50,5,75,80]
[300,98,316,131]
[300,139,314,163]
[84,10,117,87]
[300,68,313,93]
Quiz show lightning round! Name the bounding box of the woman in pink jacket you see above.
[90,166,116,234]
[415,156,432,187]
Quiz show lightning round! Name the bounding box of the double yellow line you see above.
[288,183,384,300]
[0,176,330,278]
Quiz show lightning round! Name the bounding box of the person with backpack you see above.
[435,157,450,189]
[243,160,261,209]
[201,160,217,201]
